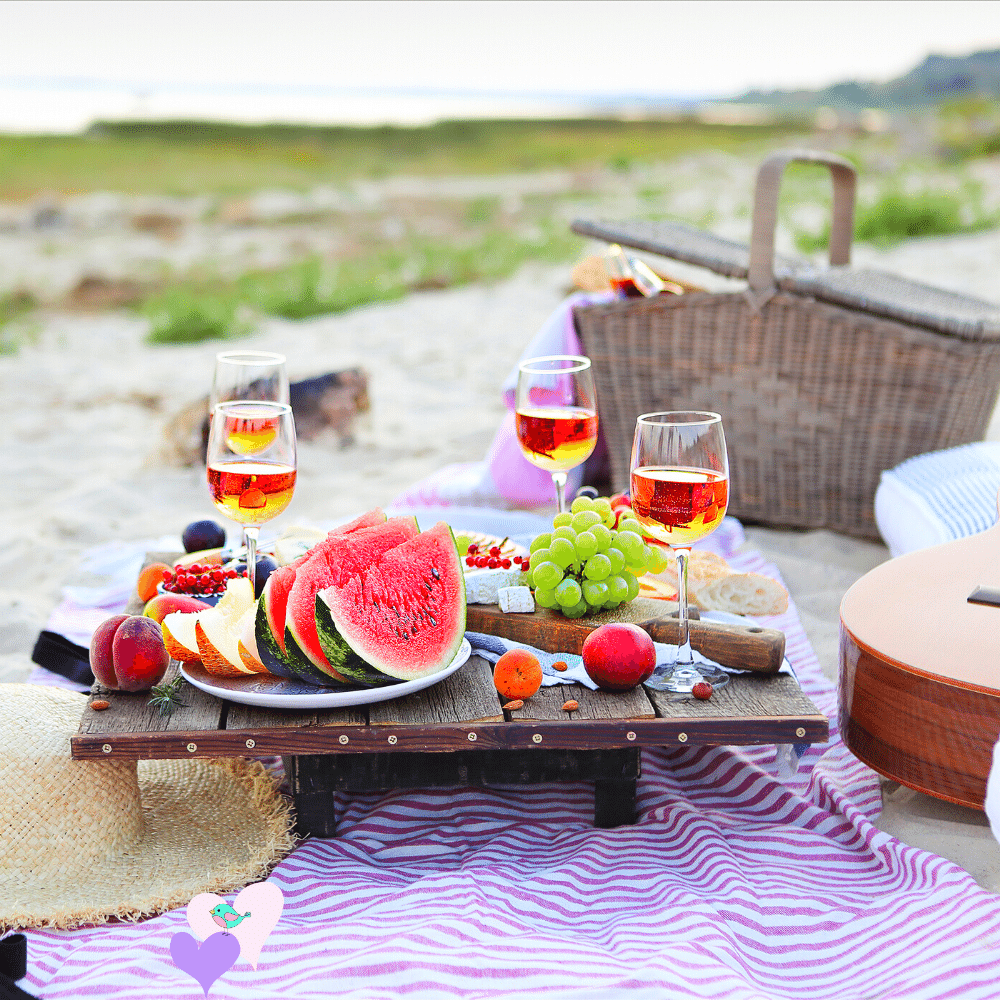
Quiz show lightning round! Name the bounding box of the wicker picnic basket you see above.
[571,150,1000,539]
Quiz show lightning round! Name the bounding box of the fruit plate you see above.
[179,638,472,709]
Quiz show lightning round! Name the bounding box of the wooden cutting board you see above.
[466,597,785,674]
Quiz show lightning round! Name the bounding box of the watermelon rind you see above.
[318,521,466,681]
[254,597,337,685]
[314,594,403,688]
[254,587,296,679]
[285,516,419,678]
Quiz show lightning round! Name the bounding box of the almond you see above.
[561,699,579,712]
[552,660,568,672]
[91,699,110,711]
[502,699,524,711]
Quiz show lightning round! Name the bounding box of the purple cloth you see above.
[22,519,1000,999]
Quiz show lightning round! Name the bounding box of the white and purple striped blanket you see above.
[21,519,1000,998]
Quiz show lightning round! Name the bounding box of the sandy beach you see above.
[3,155,1000,890]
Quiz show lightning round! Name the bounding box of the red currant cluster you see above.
[464,544,530,573]
[161,564,245,597]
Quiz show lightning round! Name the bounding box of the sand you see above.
[2,172,1000,889]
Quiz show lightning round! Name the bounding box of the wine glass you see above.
[210,350,289,411]
[515,355,598,513]
[207,401,297,594]
[630,411,730,693]
[210,351,289,566]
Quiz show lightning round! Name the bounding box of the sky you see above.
[1,0,999,130]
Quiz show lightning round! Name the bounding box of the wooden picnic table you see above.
[71,555,828,836]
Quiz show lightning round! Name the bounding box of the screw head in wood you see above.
[678,733,688,743]
[532,733,542,744]
[387,735,397,745]
[468,732,477,742]
[626,731,636,741]
[102,744,112,754]
[795,727,806,738]
[186,743,197,753]
[339,734,349,745]
[245,739,255,749]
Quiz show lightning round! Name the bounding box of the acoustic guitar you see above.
[839,499,1000,809]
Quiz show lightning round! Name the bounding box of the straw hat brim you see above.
[0,688,295,931]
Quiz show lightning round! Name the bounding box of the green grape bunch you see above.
[525,495,670,619]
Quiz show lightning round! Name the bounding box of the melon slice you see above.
[285,516,419,680]
[236,605,268,673]
[195,577,257,677]
[317,521,466,681]
[162,613,202,663]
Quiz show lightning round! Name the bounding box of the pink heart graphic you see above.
[187,881,284,970]
[170,931,240,996]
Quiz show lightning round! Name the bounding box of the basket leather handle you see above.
[748,150,856,292]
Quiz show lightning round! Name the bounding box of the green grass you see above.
[0,291,39,354]
[143,222,583,344]
[795,185,1000,251]
[0,117,804,198]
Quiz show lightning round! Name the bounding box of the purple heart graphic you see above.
[169,931,240,996]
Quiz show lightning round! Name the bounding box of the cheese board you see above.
[466,597,785,673]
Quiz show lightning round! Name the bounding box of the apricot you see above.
[493,649,542,700]
[137,562,172,602]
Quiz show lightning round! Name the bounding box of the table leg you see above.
[594,778,637,828]
[284,749,641,837]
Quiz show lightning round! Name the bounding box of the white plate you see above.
[180,638,471,709]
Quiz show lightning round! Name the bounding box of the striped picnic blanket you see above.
[21,519,1000,999]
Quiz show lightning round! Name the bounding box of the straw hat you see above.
[0,684,295,931]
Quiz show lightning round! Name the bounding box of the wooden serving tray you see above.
[73,653,826,760]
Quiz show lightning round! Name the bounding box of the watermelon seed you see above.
[431,566,440,580]
[429,614,437,626]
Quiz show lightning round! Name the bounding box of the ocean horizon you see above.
[0,78,723,134]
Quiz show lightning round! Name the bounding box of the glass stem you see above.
[245,526,259,596]
[552,471,568,513]
[674,547,693,666]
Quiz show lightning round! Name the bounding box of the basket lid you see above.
[571,217,1000,342]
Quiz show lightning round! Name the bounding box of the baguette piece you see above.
[648,549,788,616]
[696,573,788,616]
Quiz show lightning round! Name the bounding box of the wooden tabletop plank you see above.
[368,655,502,726]
[78,662,225,736]
[645,672,822,722]
[225,704,367,730]
[508,683,655,722]
[71,712,829,760]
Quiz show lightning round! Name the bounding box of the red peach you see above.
[142,593,211,624]
[582,622,656,692]
[110,616,170,692]
[89,614,129,688]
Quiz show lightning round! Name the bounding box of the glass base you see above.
[643,664,730,695]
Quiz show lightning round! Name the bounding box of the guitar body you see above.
[839,514,1000,810]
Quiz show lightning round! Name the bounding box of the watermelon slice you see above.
[330,508,387,535]
[256,565,340,684]
[253,507,393,687]
[285,516,419,679]
[313,593,403,688]
[317,521,466,681]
